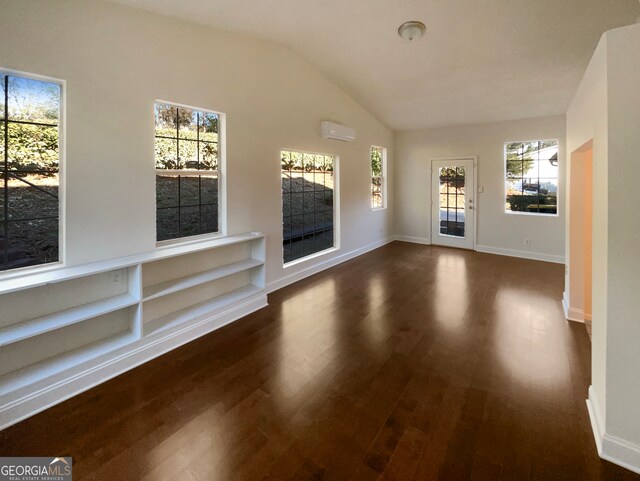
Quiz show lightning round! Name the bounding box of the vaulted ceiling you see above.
[108,0,639,130]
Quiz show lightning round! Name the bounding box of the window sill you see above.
[283,246,339,269]
[0,261,64,283]
[156,231,225,249]
[504,210,559,218]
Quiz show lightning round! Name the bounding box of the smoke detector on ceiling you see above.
[398,21,426,42]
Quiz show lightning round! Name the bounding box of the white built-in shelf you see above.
[143,258,263,301]
[0,330,138,394]
[144,284,263,336]
[0,232,264,296]
[0,293,139,347]
[0,232,267,429]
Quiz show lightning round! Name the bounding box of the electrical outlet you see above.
[524,239,531,248]
[113,272,121,283]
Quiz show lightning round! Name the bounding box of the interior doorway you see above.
[431,158,476,250]
[568,141,593,333]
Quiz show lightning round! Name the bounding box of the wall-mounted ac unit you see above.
[320,121,356,142]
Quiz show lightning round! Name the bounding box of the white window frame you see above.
[280,148,340,267]
[371,145,387,210]
[504,138,560,217]
[0,68,65,278]
[154,100,226,247]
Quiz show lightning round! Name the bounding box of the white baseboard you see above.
[601,434,640,475]
[0,293,268,430]
[267,236,394,293]
[588,385,640,474]
[567,307,586,323]
[563,291,586,323]
[587,385,605,454]
[393,235,431,245]
[475,244,565,264]
[390,237,563,265]
[563,291,570,319]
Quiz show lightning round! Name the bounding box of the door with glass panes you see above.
[431,158,475,250]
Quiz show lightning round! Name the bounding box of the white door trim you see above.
[430,156,478,250]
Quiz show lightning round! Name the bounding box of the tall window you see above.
[371,146,386,209]
[505,140,559,215]
[281,150,335,264]
[154,102,221,242]
[1,72,61,271]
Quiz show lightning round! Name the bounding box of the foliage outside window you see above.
[505,140,559,215]
[281,150,335,264]
[371,146,386,209]
[1,72,61,271]
[154,102,221,242]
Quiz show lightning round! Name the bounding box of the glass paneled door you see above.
[431,158,475,249]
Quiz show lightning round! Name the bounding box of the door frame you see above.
[430,156,478,251]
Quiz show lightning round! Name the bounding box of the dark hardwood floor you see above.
[1,242,637,480]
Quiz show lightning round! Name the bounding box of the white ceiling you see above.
[109,0,639,131]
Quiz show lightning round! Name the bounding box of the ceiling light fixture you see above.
[398,21,426,42]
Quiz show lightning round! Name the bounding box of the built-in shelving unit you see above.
[0,233,267,429]
[144,284,263,336]
[142,258,263,301]
[0,293,139,347]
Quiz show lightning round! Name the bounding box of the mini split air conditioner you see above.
[320,121,356,142]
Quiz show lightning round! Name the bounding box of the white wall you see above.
[567,23,640,473]
[605,24,640,462]
[0,0,394,290]
[395,116,566,262]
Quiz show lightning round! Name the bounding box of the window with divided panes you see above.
[505,140,559,215]
[1,72,61,271]
[281,150,335,264]
[154,102,221,241]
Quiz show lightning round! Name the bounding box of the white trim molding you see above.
[601,434,640,475]
[588,386,640,475]
[267,236,395,293]
[562,291,586,323]
[587,385,605,454]
[475,244,565,264]
[394,235,431,245]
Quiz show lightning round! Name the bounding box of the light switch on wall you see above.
[478,186,484,193]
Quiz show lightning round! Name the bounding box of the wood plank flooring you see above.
[0,242,637,480]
